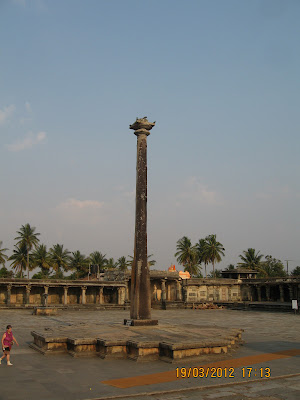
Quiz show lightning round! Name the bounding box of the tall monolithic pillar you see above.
[127,117,158,325]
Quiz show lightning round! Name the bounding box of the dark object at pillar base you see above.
[124,319,158,326]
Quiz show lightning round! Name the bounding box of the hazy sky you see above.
[1,0,300,275]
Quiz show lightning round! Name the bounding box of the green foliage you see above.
[89,251,108,270]
[195,239,209,277]
[15,223,40,279]
[9,242,31,278]
[291,266,300,276]
[201,234,225,279]
[69,250,89,279]
[32,244,51,277]
[106,258,117,269]
[208,269,222,278]
[259,256,286,278]
[0,266,14,278]
[0,241,9,267]
[238,248,266,275]
[49,244,70,274]
[226,264,235,270]
[116,256,131,271]
[175,236,201,277]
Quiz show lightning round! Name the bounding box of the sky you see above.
[1,0,300,275]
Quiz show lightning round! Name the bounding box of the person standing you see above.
[0,325,19,366]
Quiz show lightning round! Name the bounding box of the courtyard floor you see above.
[0,309,299,400]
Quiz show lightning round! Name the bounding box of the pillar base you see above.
[124,319,158,326]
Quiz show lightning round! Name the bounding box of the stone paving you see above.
[0,309,299,400]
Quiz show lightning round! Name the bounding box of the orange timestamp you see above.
[176,367,271,379]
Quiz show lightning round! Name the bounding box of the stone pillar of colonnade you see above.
[161,279,167,302]
[99,287,104,305]
[43,285,49,306]
[279,285,284,302]
[25,285,31,305]
[6,284,12,305]
[81,286,87,305]
[266,285,271,301]
[176,280,182,301]
[63,286,68,305]
[288,285,294,301]
[257,286,262,302]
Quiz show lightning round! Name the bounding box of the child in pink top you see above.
[0,325,19,366]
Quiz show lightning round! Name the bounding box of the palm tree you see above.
[49,244,70,277]
[89,251,108,270]
[202,234,225,278]
[238,248,264,271]
[196,238,209,278]
[116,256,131,271]
[32,244,51,277]
[69,250,89,279]
[15,223,40,279]
[9,243,29,278]
[175,236,200,277]
[0,241,9,267]
[106,257,117,269]
[226,264,235,271]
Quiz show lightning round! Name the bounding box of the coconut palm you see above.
[196,238,209,278]
[0,241,9,267]
[69,250,89,279]
[116,256,131,271]
[238,248,264,271]
[175,236,200,277]
[49,244,70,277]
[15,223,40,279]
[9,243,30,278]
[106,257,117,269]
[32,244,51,277]
[202,234,225,278]
[89,251,108,270]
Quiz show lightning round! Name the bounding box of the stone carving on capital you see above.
[129,116,156,135]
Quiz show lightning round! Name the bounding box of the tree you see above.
[208,269,222,278]
[175,236,201,277]
[291,266,300,276]
[0,266,14,278]
[259,256,286,278]
[106,258,117,269]
[49,244,70,277]
[69,250,89,279]
[195,238,209,278]
[32,244,51,278]
[116,256,131,271]
[226,264,235,270]
[89,251,107,270]
[238,248,265,275]
[202,234,225,279]
[15,223,40,279]
[0,241,9,267]
[9,243,30,278]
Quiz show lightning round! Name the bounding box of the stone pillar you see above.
[279,285,284,302]
[161,279,167,302]
[63,286,68,306]
[42,285,49,307]
[25,285,31,305]
[266,286,271,301]
[183,286,188,302]
[176,280,182,301]
[228,285,232,301]
[288,285,294,301]
[81,286,87,305]
[117,287,125,305]
[6,284,12,305]
[99,287,104,304]
[124,280,129,302]
[129,117,156,323]
[257,286,262,302]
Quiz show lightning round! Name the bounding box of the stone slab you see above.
[124,319,159,326]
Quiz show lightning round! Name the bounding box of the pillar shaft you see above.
[6,285,12,305]
[81,286,86,304]
[64,287,68,305]
[130,131,151,320]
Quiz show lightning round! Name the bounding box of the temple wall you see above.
[0,276,299,307]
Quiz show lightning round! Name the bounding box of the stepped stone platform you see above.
[30,322,243,363]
